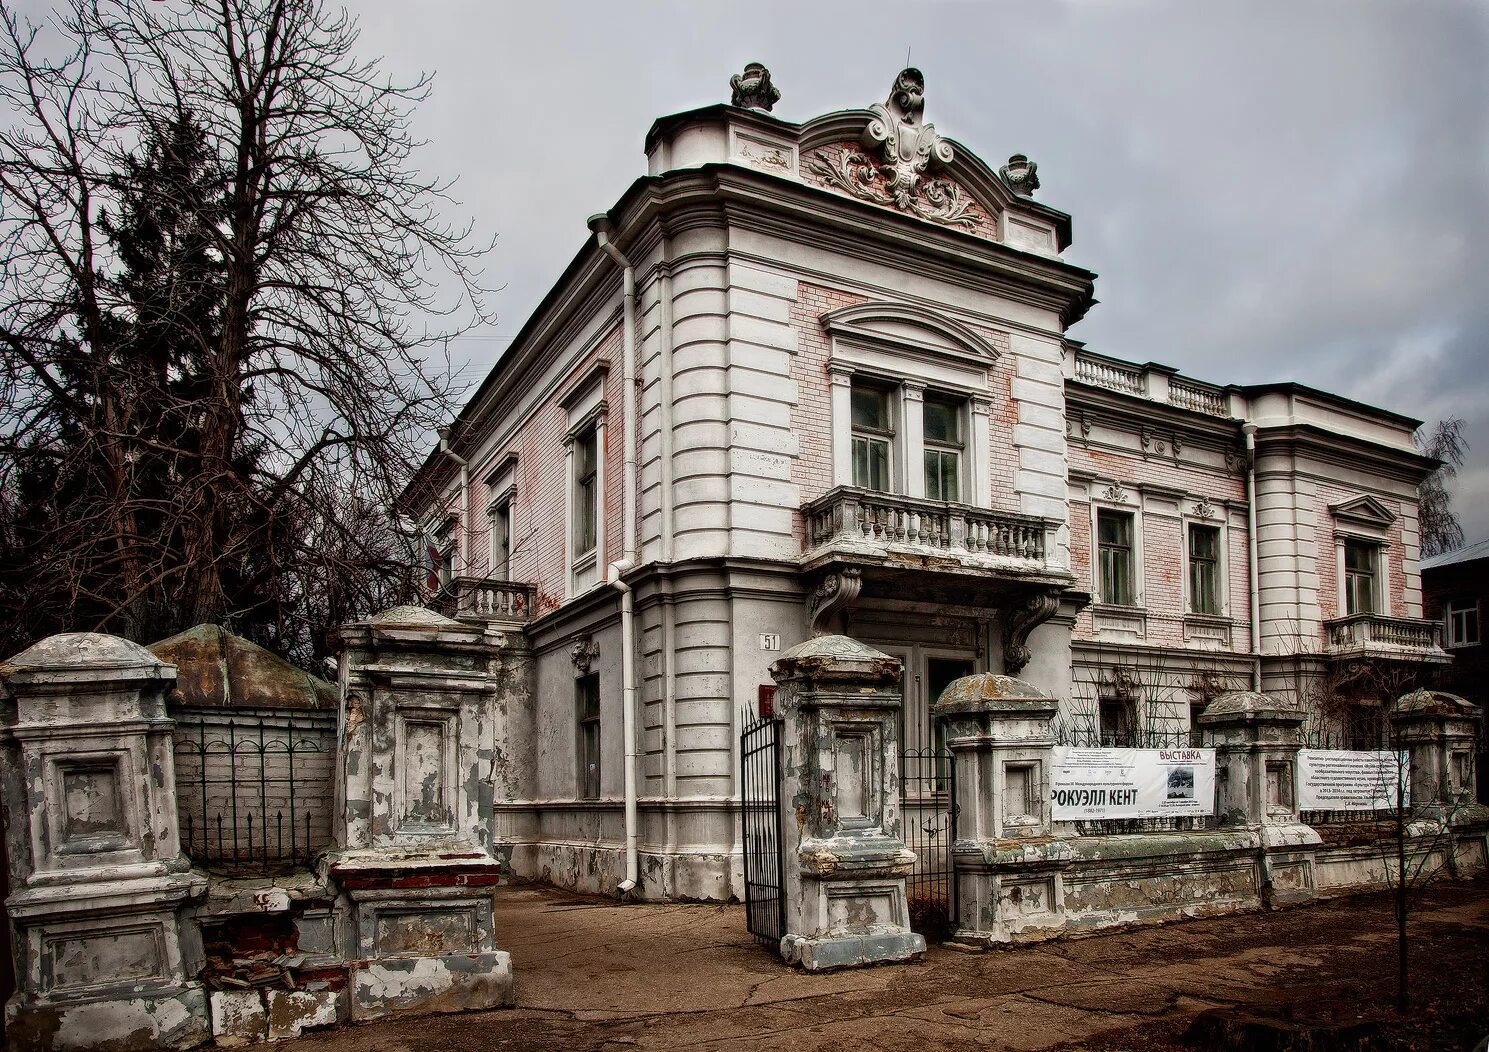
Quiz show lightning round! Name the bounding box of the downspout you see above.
[437,426,471,577]
[1243,422,1261,692]
[589,214,641,896]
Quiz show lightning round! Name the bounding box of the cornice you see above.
[1065,381,1241,446]
[1252,423,1437,485]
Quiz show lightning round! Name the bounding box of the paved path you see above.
[284,882,1489,1051]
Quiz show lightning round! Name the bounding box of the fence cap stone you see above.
[366,604,463,628]
[770,635,901,685]
[1197,690,1303,725]
[932,672,1054,715]
[2,631,173,684]
[1393,689,1478,717]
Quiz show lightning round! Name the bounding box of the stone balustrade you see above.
[1070,350,1231,418]
[1323,612,1447,658]
[431,576,536,624]
[804,486,1054,566]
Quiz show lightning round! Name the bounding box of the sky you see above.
[60,1,1489,541]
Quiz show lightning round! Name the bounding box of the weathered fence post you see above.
[934,673,1069,944]
[769,636,925,970]
[0,634,209,1051]
[1390,691,1480,808]
[330,605,513,1019]
[1198,691,1318,906]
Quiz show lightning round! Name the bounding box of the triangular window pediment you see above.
[1330,495,1395,529]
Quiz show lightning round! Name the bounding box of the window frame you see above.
[850,379,896,493]
[922,392,966,503]
[488,494,513,581]
[1185,520,1224,617]
[1341,537,1381,616]
[562,376,607,598]
[1446,598,1480,648]
[1094,506,1138,608]
[576,672,601,800]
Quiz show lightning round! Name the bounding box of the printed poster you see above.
[1296,749,1408,811]
[1050,747,1216,821]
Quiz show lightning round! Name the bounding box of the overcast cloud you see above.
[38,1,1489,540]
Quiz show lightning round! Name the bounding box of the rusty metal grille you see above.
[900,745,957,939]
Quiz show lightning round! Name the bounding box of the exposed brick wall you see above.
[1069,442,1251,653]
[801,142,1000,241]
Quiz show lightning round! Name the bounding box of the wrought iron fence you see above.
[740,714,785,951]
[900,745,957,939]
[172,712,335,870]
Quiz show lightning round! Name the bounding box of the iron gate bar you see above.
[740,714,785,951]
[899,745,957,939]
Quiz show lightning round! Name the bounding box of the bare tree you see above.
[0,0,490,662]
[1416,416,1468,558]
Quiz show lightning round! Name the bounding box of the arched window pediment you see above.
[820,302,1000,371]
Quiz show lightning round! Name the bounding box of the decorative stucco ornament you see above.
[807,68,978,230]
[730,62,781,112]
[570,636,600,674]
[1000,153,1040,197]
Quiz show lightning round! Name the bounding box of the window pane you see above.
[1343,541,1376,615]
[923,397,962,445]
[1188,524,1220,615]
[851,385,889,430]
[578,674,600,799]
[492,504,510,578]
[1098,510,1131,548]
[1097,510,1134,605]
[853,436,890,491]
[574,429,598,557]
[924,449,960,501]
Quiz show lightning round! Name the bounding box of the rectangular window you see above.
[1343,540,1377,615]
[573,428,598,559]
[1187,523,1221,615]
[851,383,893,492]
[490,501,511,580]
[1447,599,1479,647]
[1099,697,1136,748]
[923,395,964,502]
[1097,509,1135,606]
[427,523,456,591]
[577,673,600,799]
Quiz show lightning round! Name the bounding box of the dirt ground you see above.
[282,882,1489,1052]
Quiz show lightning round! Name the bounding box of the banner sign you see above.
[1296,749,1407,811]
[1050,747,1216,820]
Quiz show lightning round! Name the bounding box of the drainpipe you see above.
[437,426,471,578]
[588,214,641,896]
[1243,422,1261,692]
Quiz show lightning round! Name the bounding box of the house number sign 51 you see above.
[759,633,781,652]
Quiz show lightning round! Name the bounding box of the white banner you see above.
[1050,747,1216,821]
[1296,749,1408,811]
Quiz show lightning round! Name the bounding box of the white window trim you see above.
[1336,532,1390,618]
[833,364,989,507]
[1446,598,1479,648]
[1181,512,1230,619]
[565,392,607,599]
[487,485,516,581]
[1089,494,1144,609]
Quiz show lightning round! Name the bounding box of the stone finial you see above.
[1000,153,1040,197]
[730,62,780,112]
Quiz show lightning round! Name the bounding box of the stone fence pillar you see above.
[1391,691,1480,808]
[769,636,924,971]
[1198,691,1318,906]
[0,634,208,1051]
[933,673,1069,944]
[330,606,513,1019]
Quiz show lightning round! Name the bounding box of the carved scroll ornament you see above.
[1002,589,1061,676]
[808,568,862,636]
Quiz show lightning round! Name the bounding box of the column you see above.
[770,636,924,971]
[900,380,926,499]
[331,605,514,1020]
[828,363,854,487]
[0,634,209,1051]
[1198,691,1318,906]
[970,395,993,507]
[934,672,1070,944]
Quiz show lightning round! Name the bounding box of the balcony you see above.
[1323,613,1449,664]
[802,487,1066,599]
[430,577,536,626]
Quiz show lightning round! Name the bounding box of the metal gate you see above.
[741,714,785,949]
[900,745,958,939]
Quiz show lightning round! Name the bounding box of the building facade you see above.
[1423,538,1488,802]
[402,65,1446,900]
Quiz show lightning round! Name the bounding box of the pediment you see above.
[821,302,1000,366]
[1330,494,1396,529]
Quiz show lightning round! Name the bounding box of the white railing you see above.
[804,487,1053,563]
[1324,613,1444,653]
[431,577,536,623]
[1168,379,1229,416]
[1073,353,1145,396]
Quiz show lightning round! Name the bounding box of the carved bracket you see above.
[570,636,600,675]
[808,568,863,636]
[1002,589,1061,675]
